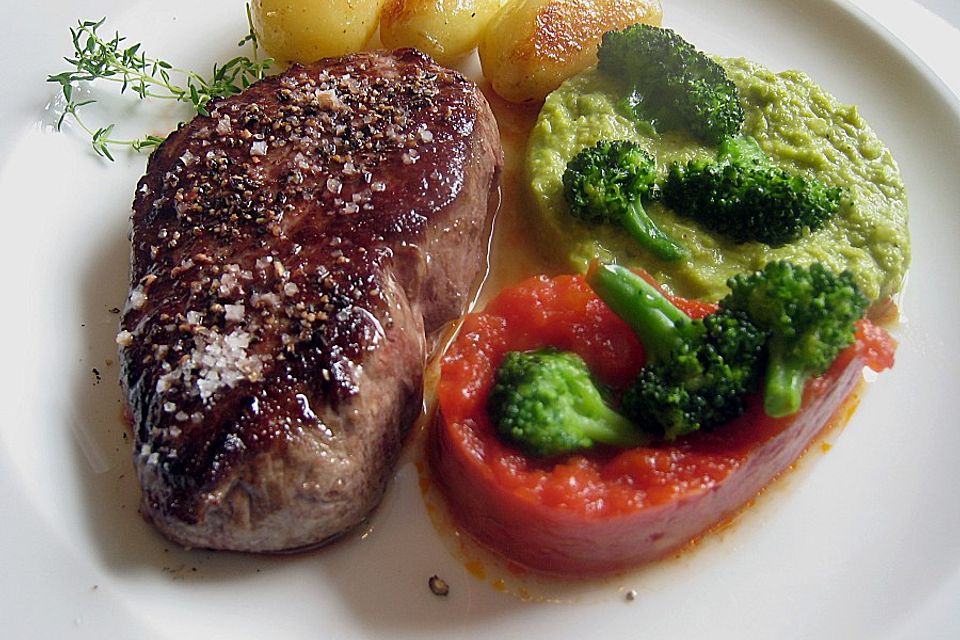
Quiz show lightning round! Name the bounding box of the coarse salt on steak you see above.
[118,49,502,551]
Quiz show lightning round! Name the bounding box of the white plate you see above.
[2,0,959,638]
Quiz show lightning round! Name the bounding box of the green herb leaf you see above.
[47,3,273,161]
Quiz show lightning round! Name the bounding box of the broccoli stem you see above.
[623,200,689,262]
[575,391,648,448]
[553,348,647,448]
[763,348,808,418]
[718,135,765,164]
[586,263,689,363]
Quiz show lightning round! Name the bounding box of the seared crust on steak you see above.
[118,50,502,551]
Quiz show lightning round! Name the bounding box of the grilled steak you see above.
[117,49,502,551]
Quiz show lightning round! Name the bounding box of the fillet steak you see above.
[117,49,502,551]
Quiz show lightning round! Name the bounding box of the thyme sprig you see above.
[47,6,272,160]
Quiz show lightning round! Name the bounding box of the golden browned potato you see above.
[479,0,663,103]
[251,0,387,63]
[380,0,503,65]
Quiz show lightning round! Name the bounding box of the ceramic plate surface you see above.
[2,0,958,637]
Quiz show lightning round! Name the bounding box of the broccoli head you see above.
[488,348,647,458]
[587,263,766,440]
[597,23,744,145]
[663,136,842,246]
[720,261,869,418]
[563,139,688,261]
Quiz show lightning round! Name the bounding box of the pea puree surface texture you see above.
[526,58,910,304]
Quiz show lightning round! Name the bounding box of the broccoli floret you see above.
[597,23,744,145]
[587,263,766,440]
[663,136,842,246]
[720,261,869,418]
[563,139,687,261]
[488,348,647,457]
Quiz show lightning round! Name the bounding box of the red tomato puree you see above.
[430,273,895,575]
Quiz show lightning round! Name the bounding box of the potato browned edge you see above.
[479,0,663,103]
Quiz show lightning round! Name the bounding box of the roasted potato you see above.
[479,0,663,103]
[380,0,503,65]
[251,0,387,63]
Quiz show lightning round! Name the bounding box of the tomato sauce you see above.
[431,273,895,575]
